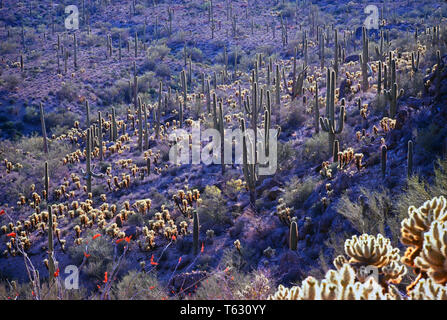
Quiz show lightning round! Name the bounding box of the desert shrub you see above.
[277,140,297,171]
[23,106,40,124]
[155,63,171,78]
[46,109,79,129]
[83,34,104,48]
[416,123,447,155]
[187,47,203,62]
[168,30,189,46]
[111,271,166,300]
[137,71,157,96]
[301,132,330,163]
[284,105,307,130]
[1,74,21,90]
[128,212,144,226]
[143,43,171,71]
[283,176,318,209]
[197,185,229,226]
[99,79,131,105]
[238,52,256,72]
[56,82,78,102]
[0,279,88,300]
[370,93,388,117]
[336,187,402,245]
[68,230,114,280]
[194,251,272,299]
[396,158,447,221]
[0,40,18,54]
[399,68,424,97]
[0,134,72,201]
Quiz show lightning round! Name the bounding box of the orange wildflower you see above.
[150,254,158,265]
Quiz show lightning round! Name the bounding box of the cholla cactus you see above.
[269,264,403,300]
[343,234,400,268]
[409,278,447,300]
[401,196,447,268]
[335,234,407,285]
[414,220,447,284]
[275,198,292,226]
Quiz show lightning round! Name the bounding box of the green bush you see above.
[197,185,229,226]
[111,271,166,300]
[69,230,114,280]
[283,176,318,209]
[301,132,330,163]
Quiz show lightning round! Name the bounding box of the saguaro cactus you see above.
[84,128,103,193]
[360,26,369,91]
[40,102,48,154]
[98,111,103,161]
[385,82,404,118]
[217,101,225,175]
[47,205,56,283]
[240,118,257,207]
[289,221,298,251]
[275,64,281,108]
[319,69,345,156]
[137,97,143,152]
[73,33,77,70]
[381,145,387,178]
[314,82,320,133]
[193,210,200,256]
[85,100,90,128]
[180,70,187,104]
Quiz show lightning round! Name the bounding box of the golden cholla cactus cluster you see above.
[414,220,447,284]
[173,189,201,218]
[409,278,447,300]
[334,233,407,285]
[337,147,354,170]
[271,196,447,300]
[275,198,292,226]
[269,264,403,300]
[401,195,447,269]
[379,117,396,133]
[133,199,152,215]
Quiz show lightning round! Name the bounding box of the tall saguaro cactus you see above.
[137,97,143,152]
[98,111,103,161]
[217,101,225,175]
[193,210,200,256]
[385,82,404,118]
[319,69,345,156]
[84,128,103,193]
[360,26,369,92]
[73,33,78,70]
[40,102,48,154]
[47,205,56,283]
[289,221,298,251]
[240,118,257,207]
